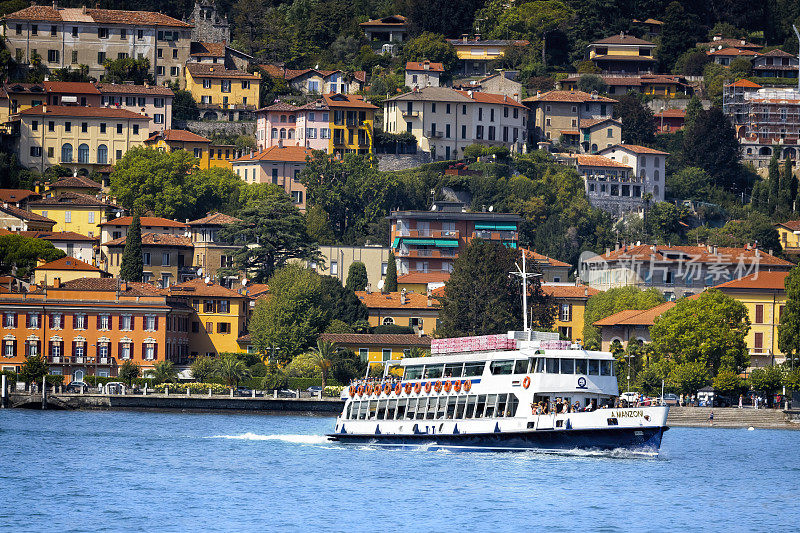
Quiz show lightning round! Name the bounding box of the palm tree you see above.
[152,360,178,385]
[215,354,251,390]
[308,339,336,391]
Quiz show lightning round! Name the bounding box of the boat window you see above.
[496,393,508,417]
[436,397,447,419]
[465,395,477,418]
[463,362,485,377]
[385,399,396,420]
[475,395,487,418]
[368,399,378,420]
[607,417,619,426]
[588,359,600,375]
[396,398,407,420]
[446,396,457,419]
[415,397,427,420]
[345,401,354,419]
[484,394,498,417]
[358,401,367,420]
[426,397,438,419]
[514,359,528,374]
[377,399,388,420]
[443,362,463,377]
[561,358,574,374]
[405,398,417,420]
[508,394,519,417]
[455,396,467,418]
[490,360,514,375]
[535,358,546,373]
[424,364,444,379]
[600,360,612,376]
[546,358,559,374]
[404,365,423,379]
[575,359,587,375]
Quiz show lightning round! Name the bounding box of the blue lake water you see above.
[1,409,798,532]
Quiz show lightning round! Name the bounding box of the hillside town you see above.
[2,0,800,411]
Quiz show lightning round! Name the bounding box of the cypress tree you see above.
[779,157,793,215]
[385,251,398,292]
[345,261,368,292]
[751,182,763,212]
[120,212,143,282]
[768,153,780,214]
[684,95,702,131]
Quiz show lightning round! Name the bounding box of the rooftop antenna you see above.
[794,25,800,92]
[510,250,541,332]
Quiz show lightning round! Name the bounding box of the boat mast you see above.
[511,250,540,332]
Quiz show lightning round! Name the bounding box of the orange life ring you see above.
[349,386,355,397]
[424,382,432,394]
[357,385,364,396]
[367,384,374,395]
[434,381,442,393]
[463,380,472,392]
[414,382,422,394]
[453,380,461,392]
[384,383,391,394]
[443,380,452,393]
[405,383,412,394]
[394,382,402,395]
[522,376,531,389]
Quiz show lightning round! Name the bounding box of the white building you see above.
[384,86,527,161]
[405,61,443,89]
[598,144,667,203]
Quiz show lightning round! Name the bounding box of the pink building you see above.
[231,144,312,211]
[255,100,329,152]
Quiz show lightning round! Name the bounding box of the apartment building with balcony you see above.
[0,277,191,382]
[231,144,311,210]
[586,33,656,74]
[553,153,644,215]
[523,90,617,152]
[185,63,260,121]
[324,93,376,157]
[102,232,194,287]
[96,83,174,132]
[1,4,192,86]
[598,144,667,203]
[186,212,242,281]
[254,101,330,152]
[389,204,522,276]
[384,87,527,161]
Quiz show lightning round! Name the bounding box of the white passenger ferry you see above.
[328,331,669,453]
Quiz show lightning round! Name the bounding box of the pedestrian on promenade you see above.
[708,411,714,426]
[738,394,743,409]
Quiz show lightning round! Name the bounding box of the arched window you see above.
[654,185,660,197]
[78,143,89,163]
[288,129,295,139]
[639,169,646,179]
[280,128,286,139]
[654,169,659,181]
[382,317,394,325]
[280,115,286,122]
[61,143,73,163]
[97,144,107,164]
[73,369,84,382]
[271,128,278,139]
[289,115,296,123]
[591,143,598,153]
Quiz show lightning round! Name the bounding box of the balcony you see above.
[472,230,518,241]
[427,131,444,138]
[397,229,460,239]
[402,110,420,117]
[396,248,459,259]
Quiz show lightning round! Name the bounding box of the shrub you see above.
[323,385,344,397]
[153,382,229,394]
[285,353,323,378]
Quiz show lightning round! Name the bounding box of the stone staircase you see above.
[667,407,796,429]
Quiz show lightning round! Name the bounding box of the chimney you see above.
[53,277,61,288]
[278,139,283,148]
[42,104,47,113]
[462,34,468,43]
[366,283,372,294]
[120,281,127,291]
[614,243,619,252]
[605,247,611,255]
[423,61,429,71]
[427,288,432,307]
[400,287,407,305]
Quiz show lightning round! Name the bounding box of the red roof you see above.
[0,203,56,224]
[359,15,408,27]
[601,144,669,155]
[777,220,800,232]
[589,244,793,267]
[43,81,100,94]
[186,63,259,80]
[406,61,444,73]
[543,284,600,299]
[234,145,313,163]
[455,89,527,109]
[187,212,242,226]
[99,216,187,228]
[355,291,438,309]
[708,47,761,56]
[591,34,655,46]
[654,109,686,118]
[104,232,192,247]
[95,83,174,96]
[713,271,790,291]
[165,278,246,298]
[19,230,97,242]
[728,79,762,88]
[574,154,631,169]
[19,105,149,120]
[49,175,102,190]
[35,256,101,272]
[190,42,226,57]
[522,249,571,268]
[322,93,377,109]
[594,301,676,327]
[146,129,211,144]
[523,90,617,104]
[397,272,450,284]
[4,6,190,26]
[0,189,38,203]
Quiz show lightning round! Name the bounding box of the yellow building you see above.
[144,129,240,170]
[4,82,46,114]
[776,220,800,261]
[543,284,600,343]
[446,37,529,76]
[714,272,790,369]
[33,256,109,286]
[164,278,249,357]
[185,63,260,111]
[587,34,657,73]
[18,105,151,174]
[355,290,440,336]
[44,175,102,197]
[28,191,123,238]
[319,332,431,368]
[323,93,376,157]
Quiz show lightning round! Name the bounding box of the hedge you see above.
[239,377,342,391]
[1,370,64,386]
[83,376,156,388]
[154,382,229,394]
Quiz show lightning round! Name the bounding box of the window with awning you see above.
[392,237,458,247]
[474,223,518,231]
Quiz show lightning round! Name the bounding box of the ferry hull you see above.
[327,426,667,453]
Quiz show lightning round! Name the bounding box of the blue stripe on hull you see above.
[327,427,666,453]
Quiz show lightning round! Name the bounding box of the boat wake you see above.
[205,433,330,445]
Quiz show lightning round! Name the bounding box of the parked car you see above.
[277,389,297,398]
[307,386,323,395]
[104,382,125,395]
[660,393,678,406]
[234,387,253,397]
[619,392,639,407]
[65,381,89,393]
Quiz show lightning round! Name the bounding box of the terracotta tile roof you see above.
[186,63,259,80]
[448,39,529,47]
[319,333,431,347]
[523,90,617,104]
[49,175,102,189]
[777,220,800,231]
[43,81,100,94]
[713,271,790,291]
[356,290,438,309]
[99,216,187,228]
[258,64,285,78]
[454,89,527,109]
[591,34,655,46]
[35,256,100,272]
[388,87,473,103]
[359,15,407,26]
[728,79,762,88]
[542,284,601,299]
[4,83,45,94]
[165,278,246,298]
[322,93,377,109]
[593,302,676,327]
[95,83,174,96]
[522,249,571,268]
[0,204,56,223]
[601,144,669,155]
[146,129,210,144]
[3,6,190,26]
[187,212,242,226]
[406,61,444,72]
[560,130,579,135]
[19,230,96,242]
[574,154,631,169]
[633,18,663,25]
[258,102,299,112]
[19,105,149,120]
[0,189,38,203]
[29,192,119,208]
[698,38,761,50]
[707,47,761,56]
[588,244,794,267]
[295,99,330,111]
[190,42,226,57]
[233,145,313,163]
[760,49,793,57]
[58,277,164,295]
[243,283,269,298]
[654,109,686,118]
[104,232,192,248]
[580,117,620,128]
[397,272,450,284]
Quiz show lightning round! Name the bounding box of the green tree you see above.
[308,339,336,390]
[320,275,368,325]
[614,93,655,145]
[102,57,153,84]
[400,32,458,81]
[120,212,143,282]
[666,167,712,201]
[682,106,743,192]
[330,348,366,385]
[650,290,750,375]
[0,234,65,278]
[748,365,784,407]
[118,360,141,387]
[345,261,368,292]
[779,266,800,369]
[768,152,781,214]
[305,204,335,245]
[668,361,709,395]
[577,74,607,94]
[785,368,800,391]
[172,88,200,121]
[215,354,251,389]
[583,286,665,349]
[187,167,243,219]
[674,49,710,75]
[728,57,752,78]
[385,251,398,292]
[438,240,554,337]
[397,0,485,43]
[190,356,217,383]
[19,354,48,385]
[152,360,178,385]
[684,95,703,131]
[658,1,702,72]
[50,64,91,82]
[220,185,320,282]
[262,360,289,390]
[713,367,744,395]
[778,157,794,216]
